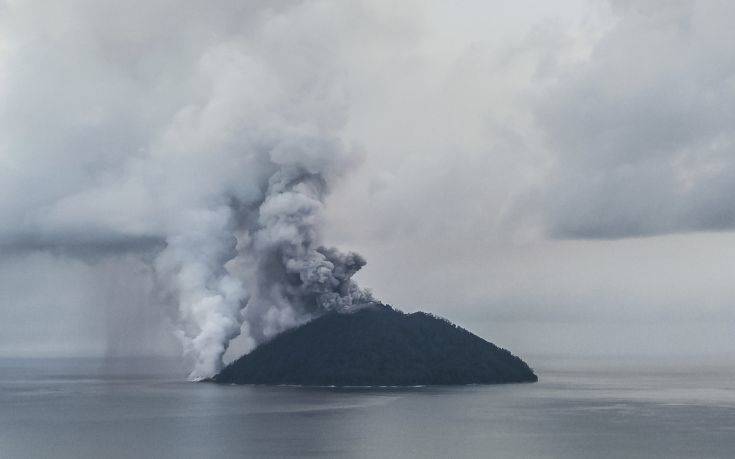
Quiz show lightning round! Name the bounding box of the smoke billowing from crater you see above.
[159,160,373,381]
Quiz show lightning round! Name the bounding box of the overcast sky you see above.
[2,0,735,361]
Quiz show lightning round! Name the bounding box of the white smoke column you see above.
[142,43,372,379]
[154,207,247,380]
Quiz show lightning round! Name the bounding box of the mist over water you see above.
[2,356,734,458]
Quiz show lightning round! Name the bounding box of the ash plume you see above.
[0,0,374,380]
[157,158,372,381]
[242,169,373,345]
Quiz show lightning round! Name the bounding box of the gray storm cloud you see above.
[0,0,373,379]
[534,0,735,239]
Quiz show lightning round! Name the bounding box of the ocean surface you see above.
[1,356,734,458]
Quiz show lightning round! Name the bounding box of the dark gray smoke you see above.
[240,167,373,347]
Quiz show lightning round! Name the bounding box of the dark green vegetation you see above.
[214,304,537,386]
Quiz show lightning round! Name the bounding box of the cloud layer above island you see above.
[2,0,735,360]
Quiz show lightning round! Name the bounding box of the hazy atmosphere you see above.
[2,0,735,366]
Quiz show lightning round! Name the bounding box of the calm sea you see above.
[1,356,734,458]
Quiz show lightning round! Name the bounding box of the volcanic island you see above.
[212,303,537,386]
